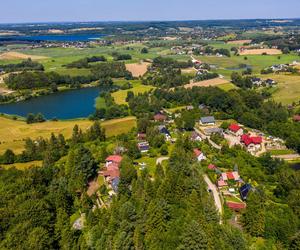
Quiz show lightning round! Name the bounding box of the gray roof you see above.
[204,127,223,135]
[200,116,215,124]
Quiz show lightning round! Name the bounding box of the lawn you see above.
[0,116,136,154]
[217,83,238,91]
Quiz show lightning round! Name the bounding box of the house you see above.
[203,127,223,136]
[251,77,262,86]
[226,201,246,211]
[154,113,167,122]
[191,131,202,141]
[158,125,171,140]
[137,133,147,141]
[105,155,123,167]
[228,124,243,136]
[194,149,206,162]
[208,164,216,170]
[218,179,228,187]
[265,78,276,87]
[200,116,215,125]
[186,105,194,110]
[226,171,240,181]
[138,142,150,153]
[241,134,263,151]
[240,183,252,200]
[293,115,300,122]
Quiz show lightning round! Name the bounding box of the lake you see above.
[0,34,105,42]
[0,87,102,119]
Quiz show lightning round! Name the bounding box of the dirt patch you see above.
[239,48,282,55]
[182,67,197,74]
[126,62,150,77]
[227,40,252,44]
[0,52,48,60]
[184,78,229,88]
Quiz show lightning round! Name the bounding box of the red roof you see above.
[241,134,262,146]
[251,137,263,144]
[229,124,241,133]
[194,149,202,157]
[293,115,300,122]
[208,164,216,170]
[154,113,167,121]
[103,169,120,178]
[107,163,119,171]
[106,155,123,163]
[218,180,228,187]
[226,202,246,210]
[227,172,235,180]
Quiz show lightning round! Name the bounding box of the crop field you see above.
[184,78,229,88]
[125,62,150,77]
[0,51,48,60]
[0,116,136,154]
[239,48,282,55]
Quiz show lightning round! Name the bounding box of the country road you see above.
[203,174,223,224]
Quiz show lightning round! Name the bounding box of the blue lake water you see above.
[0,34,105,42]
[0,87,102,119]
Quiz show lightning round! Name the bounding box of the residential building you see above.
[138,142,150,153]
[203,127,223,136]
[194,149,206,162]
[228,124,243,136]
[191,131,202,141]
[154,113,167,122]
[200,116,216,125]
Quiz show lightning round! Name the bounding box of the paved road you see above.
[203,174,223,224]
[156,157,169,165]
[194,127,222,150]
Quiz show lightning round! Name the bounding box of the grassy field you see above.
[112,81,155,105]
[265,74,300,105]
[268,149,295,156]
[1,161,42,170]
[0,116,136,154]
[196,53,300,76]
[218,83,238,91]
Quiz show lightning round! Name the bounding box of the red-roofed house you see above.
[226,171,240,181]
[154,113,167,122]
[226,201,246,211]
[293,115,300,122]
[106,155,123,167]
[241,134,263,152]
[228,124,243,136]
[208,164,216,170]
[227,172,235,180]
[218,180,228,187]
[194,149,206,162]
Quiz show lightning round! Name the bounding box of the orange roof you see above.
[227,172,235,180]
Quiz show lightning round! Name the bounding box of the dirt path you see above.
[203,174,223,224]
[156,157,169,165]
[194,127,222,150]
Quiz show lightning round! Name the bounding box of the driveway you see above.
[203,174,223,223]
[194,127,221,150]
[156,157,169,165]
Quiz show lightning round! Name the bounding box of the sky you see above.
[1,0,300,23]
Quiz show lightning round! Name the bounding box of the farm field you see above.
[0,116,136,154]
[125,62,150,77]
[239,48,282,55]
[184,78,229,89]
[266,74,300,105]
[0,160,43,170]
[0,51,48,60]
[196,54,300,75]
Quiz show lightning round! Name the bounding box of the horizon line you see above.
[0,17,300,25]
